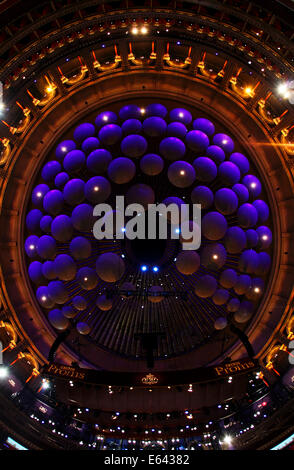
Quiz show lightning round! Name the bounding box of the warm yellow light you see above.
[254,287,260,293]
[245,87,253,95]
[140,108,146,114]
[94,186,99,191]
[46,86,53,93]
[180,170,185,175]
[262,235,268,240]
[141,26,148,34]
[212,254,218,260]
[277,83,289,99]
[131,27,138,35]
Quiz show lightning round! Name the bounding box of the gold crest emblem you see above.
[141,373,159,385]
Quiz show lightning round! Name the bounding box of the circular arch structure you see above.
[0,68,292,372]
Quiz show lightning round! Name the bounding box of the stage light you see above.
[0,366,8,379]
[141,265,148,272]
[245,87,253,96]
[223,434,233,446]
[42,379,50,390]
[153,266,159,272]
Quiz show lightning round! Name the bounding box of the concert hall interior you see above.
[0,0,293,451]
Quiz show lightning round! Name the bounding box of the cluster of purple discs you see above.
[24,103,272,336]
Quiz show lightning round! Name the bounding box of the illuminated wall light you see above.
[42,379,50,390]
[141,26,148,34]
[131,27,139,35]
[0,366,8,379]
[141,265,148,272]
[223,434,233,446]
[277,83,289,98]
